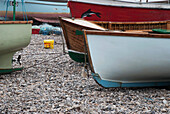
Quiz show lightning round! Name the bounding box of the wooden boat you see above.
[68,0,170,22]
[59,17,170,62]
[83,30,170,88]
[0,0,70,23]
[59,17,106,62]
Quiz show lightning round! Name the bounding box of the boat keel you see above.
[93,75,170,88]
[0,52,16,69]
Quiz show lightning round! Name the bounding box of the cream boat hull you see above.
[84,30,170,87]
[0,21,32,69]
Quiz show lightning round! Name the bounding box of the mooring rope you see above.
[5,0,10,21]
[21,0,28,21]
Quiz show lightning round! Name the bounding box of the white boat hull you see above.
[85,31,170,83]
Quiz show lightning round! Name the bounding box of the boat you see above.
[83,30,170,88]
[59,17,106,62]
[0,0,32,74]
[68,0,170,22]
[0,0,70,23]
[59,17,170,62]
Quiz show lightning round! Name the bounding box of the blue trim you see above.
[92,75,170,88]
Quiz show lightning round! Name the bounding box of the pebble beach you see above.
[0,34,169,113]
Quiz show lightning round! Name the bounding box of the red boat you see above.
[68,0,170,22]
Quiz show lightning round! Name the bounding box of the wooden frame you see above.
[59,17,105,53]
[83,30,95,73]
[0,21,33,24]
[92,20,170,30]
[84,30,170,39]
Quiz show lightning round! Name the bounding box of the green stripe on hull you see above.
[68,51,88,63]
[0,67,23,74]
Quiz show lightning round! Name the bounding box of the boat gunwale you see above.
[25,1,68,6]
[0,21,33,24]
[68,0,170,10]
[61,17,106,30]
[92,20,170,25]
[84,30,170,39]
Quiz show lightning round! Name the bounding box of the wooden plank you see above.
[85,30,170,39]
[0,21,33,24]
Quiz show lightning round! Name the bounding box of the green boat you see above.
[0,0,32,74]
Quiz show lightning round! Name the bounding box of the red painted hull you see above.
[68,1,170,22]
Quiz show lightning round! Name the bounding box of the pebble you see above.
[0,34,169,113]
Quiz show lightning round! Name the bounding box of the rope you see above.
[21,0,25,21]
[58,22,66,54]
[21,0,28,21]
[5,0,10,21]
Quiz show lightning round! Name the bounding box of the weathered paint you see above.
[0,0,70,22]
[68,0,170,22]
[0,67,23,74]
[68,50,88,63]
[0,22,32,69]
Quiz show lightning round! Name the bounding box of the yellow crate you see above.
[44,39,54,49]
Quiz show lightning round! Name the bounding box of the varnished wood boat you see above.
[59,17,106,62]
[83,30,170,88]
[0,21,32,74]
[59,17,170,62]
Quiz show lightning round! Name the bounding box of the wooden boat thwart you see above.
[83,30,170,87]
[59,17,170,62]
[0,21,32,74]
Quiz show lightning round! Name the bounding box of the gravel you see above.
[0,34,169,113]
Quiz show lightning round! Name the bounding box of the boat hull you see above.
[60,17,170,63]
[59,17,105,62]
[68,0,170,22]
[0,21,32,69]
[84,30,170,87]
[68,50,87,63]
[0,0,70,23]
